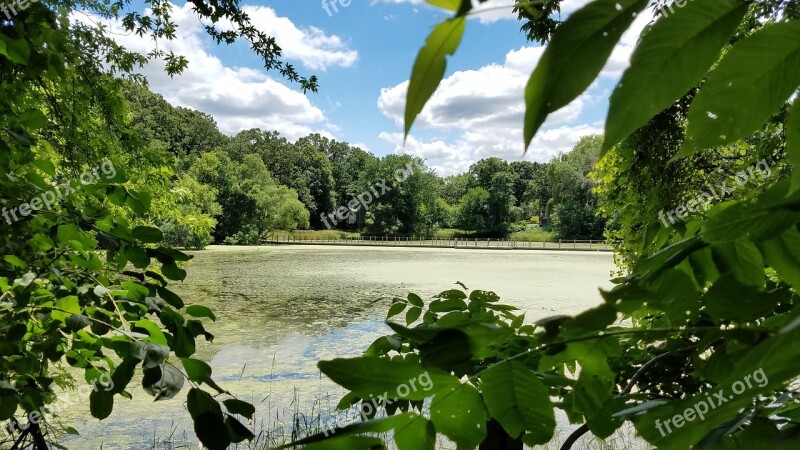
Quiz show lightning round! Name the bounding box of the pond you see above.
[59,245,617,449]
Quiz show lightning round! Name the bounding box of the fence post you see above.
[558,239,561,249]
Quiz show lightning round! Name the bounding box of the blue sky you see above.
[91,0,651,175]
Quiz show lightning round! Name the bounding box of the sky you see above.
[84,0,653,176]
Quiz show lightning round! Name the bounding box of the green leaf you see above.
[225,415,255,443]
[162,262,187,281]
[418,329,473,369]
[89,390,114,420]
[122,281,149,301]
[57,224,81,244]
[405,306,422,325]
[703,202,800,244]
[428,297,467,312]
[404,17,466,138]
[132,226,163,244]
[187,388,230,450]
[19,109,48,130]
[469,290,500,303]
[481,361,555,442]
[318,357,460,400]
[364,336,402,357]
[186,305,216,321]
[407,292,424,307]
[604,0,748,151]
[152,246,193,262]
[110,358,139,395]
[388,301,407,319]
[223,398,256,420]
[524,0,647,149]
[181,358,212,383]
[142,364,185,401]
[788,99,800,194]
[759,227,800,291]
[703,274,777,322]
[126,190,152,215]
[131,341,170,368]
[711,240,765,287]
[430,383,487,448]
[32,158,56,176]
[65,315,91,331]
[51,296,80,323]
[0,35,30,64]
[133,319,169,345]
[157,286,185,309]
[425,0,459,11]
[394,416,435,450]
[681,20,800,155]
[4,255,26,269]
[123,245,150,269]
[0,392,19,421]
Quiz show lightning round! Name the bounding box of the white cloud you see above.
[74,3,358,141]
[223,5,358,71]
[376,45,601,173]
[379,121,603,176]
[375,10,651,174]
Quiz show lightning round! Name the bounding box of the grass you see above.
[146,389,647,450]
[271,230,360,241]
[510,228,558,242]
[269,228,584,244]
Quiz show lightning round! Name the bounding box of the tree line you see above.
[123,83,606,248]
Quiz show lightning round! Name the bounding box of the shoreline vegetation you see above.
[261,236,612,252]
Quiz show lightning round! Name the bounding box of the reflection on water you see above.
[59,245,615,449]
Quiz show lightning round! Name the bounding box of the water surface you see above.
[59,245,616,449]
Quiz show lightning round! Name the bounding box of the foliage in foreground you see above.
[0,0,321,445]
[295,0,800,448]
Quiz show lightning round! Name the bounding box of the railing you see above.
[264,236,612,251]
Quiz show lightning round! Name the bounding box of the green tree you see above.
[189,151,308,243]
[123,83,226,157]
[459,158,518,234]
[296,133,379,212]
[229,134,334,228]
[159,174,221,249]
[511,161,550,222]
[439,173,473,206]
[547,136,606,239]
[455,187,490,232]
[361,155,439,236]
